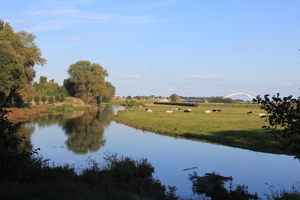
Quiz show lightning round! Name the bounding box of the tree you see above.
[0,41,26,106]
[48,96,54,104]
[255,93,300,159]
[170,94,180,102]
[39,76,47,85]
[63,78,76,97]
[34,96,40,105]
[41,96,47,104]
[67,60,109,104]
[105,81,116,101]
[0,20,46,107]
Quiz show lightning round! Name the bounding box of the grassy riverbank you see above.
[114,103,288,155]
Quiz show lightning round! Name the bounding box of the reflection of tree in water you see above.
[14,122,35,153]
[63,106,114,154]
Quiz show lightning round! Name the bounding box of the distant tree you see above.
[170,94,180,102]
[255,93,300,159]
[60,93,66,102]
[39,76,47,85]
[0,20,46,107]
[34,96,40,105]
[48,96,54,104]
[126,96,132,100]
[105,81,116,101]
[67,60,109,104]
[41,96,47,104]
[55,94,61,102]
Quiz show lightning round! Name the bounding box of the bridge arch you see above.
[223,93,256,101]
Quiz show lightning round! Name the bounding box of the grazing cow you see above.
[166,110,173,113]
[184,109,191,113]
[247,111,252,114]
[258,113,266,117]
[213,109,221,112]
[204,110,212,114]
[146,108,153,113]
[172,108,181,111]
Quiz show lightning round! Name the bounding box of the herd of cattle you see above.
[144,107,266,116]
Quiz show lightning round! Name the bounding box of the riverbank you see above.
[114,103,289,155]
[5,97,90,123]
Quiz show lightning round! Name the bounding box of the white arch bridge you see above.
[223,93,256,101]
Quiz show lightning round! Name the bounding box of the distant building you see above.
[180,97,205,103]
[159,98,170,102]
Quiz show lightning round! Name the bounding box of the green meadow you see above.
[114,103,288,155]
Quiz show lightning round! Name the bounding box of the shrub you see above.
[0,109,39,181]
[48,96,54,104]
[34,96,40,105]
[41,96,47,104]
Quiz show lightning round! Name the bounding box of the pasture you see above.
[114,103,288,155]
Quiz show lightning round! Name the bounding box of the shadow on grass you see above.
[173,129,290,156]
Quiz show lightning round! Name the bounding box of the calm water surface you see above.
[19,106,300,199]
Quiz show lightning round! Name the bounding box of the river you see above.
[17,106,300,199]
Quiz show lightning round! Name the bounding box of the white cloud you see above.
[276,83,292,88]
[16,19,26,23]
[180,86,194,89]
[185,71,218,79]
[119,74,144,78]
[69,36,79,40]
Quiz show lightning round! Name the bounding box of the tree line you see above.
[0,20,115,107]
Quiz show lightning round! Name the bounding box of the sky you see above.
[2,0,300,100]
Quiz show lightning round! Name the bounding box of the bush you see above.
[41,96,47,104]
[55,94,61,102]
[0,109,39,181]
[34,96,40,105]
[48,96,54,104]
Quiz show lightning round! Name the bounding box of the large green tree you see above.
[0,20,46,107]
[67,60,110,104]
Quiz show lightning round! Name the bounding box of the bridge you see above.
[223,93,256,101]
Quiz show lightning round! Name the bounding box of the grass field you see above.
[114,103,289,155]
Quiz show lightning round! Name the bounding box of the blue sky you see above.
[2,0,300,100]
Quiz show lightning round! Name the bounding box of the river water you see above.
[18,106,300,199]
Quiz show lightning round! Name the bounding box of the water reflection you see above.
[15,123,35,152]
[63,110,109,154]
[15,105,116,154]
